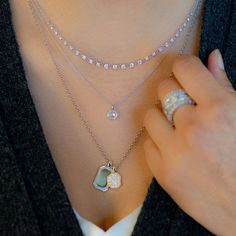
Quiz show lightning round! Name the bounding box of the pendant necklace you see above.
[28,0,203,191]
[29,0,167,121]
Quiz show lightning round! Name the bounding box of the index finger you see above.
[172,55,225,105]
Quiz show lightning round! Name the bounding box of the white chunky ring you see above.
[162,89,195,125]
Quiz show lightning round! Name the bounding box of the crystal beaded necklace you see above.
[32,0,198,71]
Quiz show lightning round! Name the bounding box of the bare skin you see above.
[10,0,200,230]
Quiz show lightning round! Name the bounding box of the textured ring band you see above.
[162,89,195,125]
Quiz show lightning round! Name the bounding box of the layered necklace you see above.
[27,0,203,192]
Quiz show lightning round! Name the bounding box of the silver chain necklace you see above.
[28,0,202,192]
[31,0,198,71]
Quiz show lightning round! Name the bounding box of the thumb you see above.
[208,49,234,92]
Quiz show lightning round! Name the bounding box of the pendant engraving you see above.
[93,163,122,192]
[107,106,118,120]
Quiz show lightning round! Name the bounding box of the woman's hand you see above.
[144,49,236,236]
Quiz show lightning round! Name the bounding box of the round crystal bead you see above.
[113,65,118,70]
[130,63,134,68]
[104,64,109,69]
[121,64,126,69]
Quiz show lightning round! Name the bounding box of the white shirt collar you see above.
[73,204,142,236]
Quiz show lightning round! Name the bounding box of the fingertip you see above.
[208,49,224,73]
[208,50,217,74]
[208,49,231,89]
[215,49,225,71]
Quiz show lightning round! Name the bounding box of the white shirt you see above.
[73,204,142,236]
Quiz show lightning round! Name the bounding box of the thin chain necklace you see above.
[32,0,198,71]
[28,0,202,192]
[31,0,167,121]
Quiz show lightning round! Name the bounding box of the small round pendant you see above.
[107,172,121,189]
[107,106,118,120]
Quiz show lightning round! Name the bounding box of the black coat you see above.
[0,0,235,235]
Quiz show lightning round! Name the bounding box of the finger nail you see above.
[215,49,225,70]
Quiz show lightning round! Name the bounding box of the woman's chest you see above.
[10,0,203,229]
